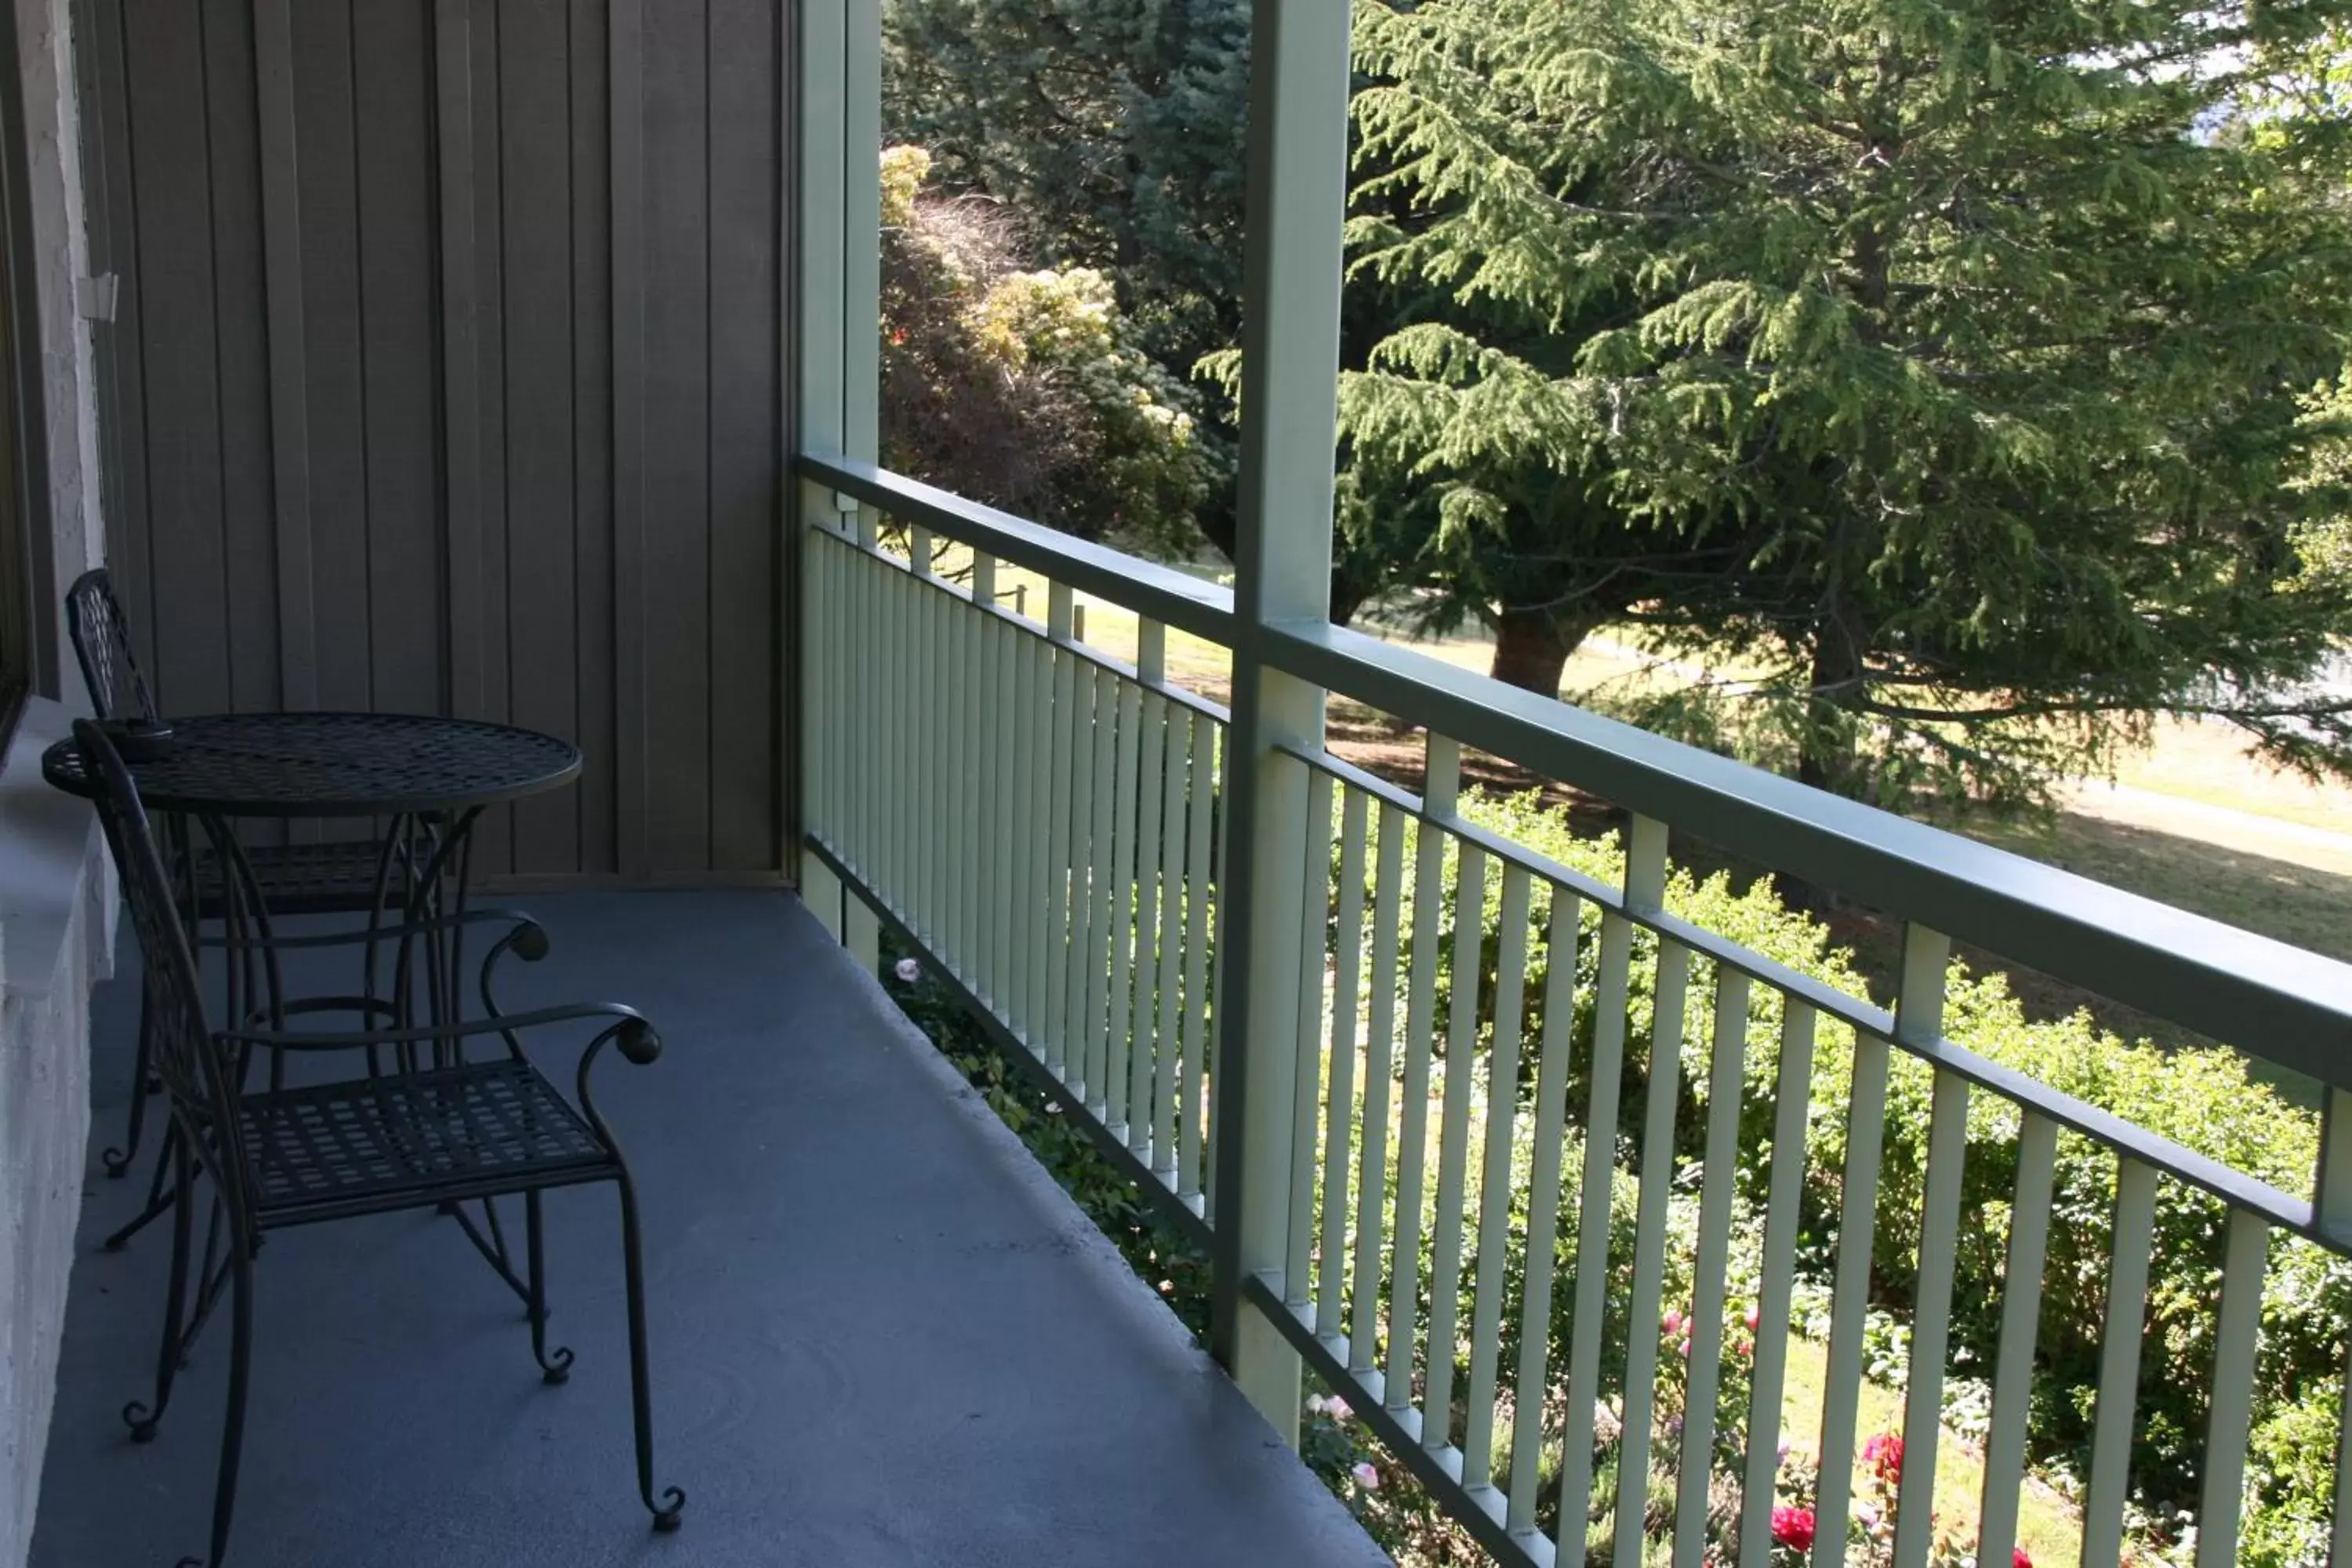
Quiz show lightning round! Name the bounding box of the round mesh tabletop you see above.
[42,712,582,818]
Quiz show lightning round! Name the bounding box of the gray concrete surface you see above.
[0,699,111,1568]
[30,889,1386,1567]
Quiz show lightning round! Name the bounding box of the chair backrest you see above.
[65,568,157,722]
[74,720,246,1192]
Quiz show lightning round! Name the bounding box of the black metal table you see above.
[46,710,585,1285]
[42,710,580,818]
[44,711,580,1036]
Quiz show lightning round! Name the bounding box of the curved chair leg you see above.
[614,1173,684,1532]
[123,1139,194,1443]
[525,1191,573,1384]
[102,983,158,1178]
[175,1229,254,1568]
[104,1138,180,1253]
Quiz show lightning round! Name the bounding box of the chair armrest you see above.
[222,1000,652,1052]
[198,906,542,953]
[575,1013,664,1147]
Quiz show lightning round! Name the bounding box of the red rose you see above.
[1770,1505,1816,1551]
[2014,1552,2033,1568]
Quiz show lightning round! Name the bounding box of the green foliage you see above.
[882,780,2346,1562]
[1436,789,2345,1556]
[1345,0,2352,807]
[879,147,1212,551]
[883,0,1250,554]
[883,0,1246,376]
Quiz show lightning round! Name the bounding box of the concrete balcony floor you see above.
[31,889,1383,1567]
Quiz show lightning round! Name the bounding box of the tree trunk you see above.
[1797,596,1864,797]
[1784,600,1867,914]
[1489,605,1595,699]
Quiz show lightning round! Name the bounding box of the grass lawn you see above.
[1775,1333,2084,1568]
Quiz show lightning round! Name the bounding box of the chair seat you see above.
[194,838,408,918]
[239,1060,614,1221]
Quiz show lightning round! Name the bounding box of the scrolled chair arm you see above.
[221,1000,652,1054]
[479,917,554,1044]
[575,1013,665,1150]
[198,906,544,953]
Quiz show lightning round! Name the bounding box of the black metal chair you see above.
[67,567,419,1182]
[75,720,685,1568]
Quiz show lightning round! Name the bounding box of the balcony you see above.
[29,889,1386,1566]
[5,0,2349,1563]
[780,450,2352,1568]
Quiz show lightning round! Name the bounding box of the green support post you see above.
[1207,0,1354,1448]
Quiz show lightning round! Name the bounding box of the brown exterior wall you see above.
[76,0,791,883]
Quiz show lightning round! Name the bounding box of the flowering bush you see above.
[877,146,1211,553]
[1771,1504,1817,1552]
[1432,791,2348,1563]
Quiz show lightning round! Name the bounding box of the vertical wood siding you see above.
[81,0,787,882]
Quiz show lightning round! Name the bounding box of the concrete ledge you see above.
[0,695,111,1568]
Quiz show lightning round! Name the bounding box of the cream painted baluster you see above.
[955,555,983,970]
[2195,1210,2269,1567]
[1738,1001,1817,1566]
[1973,1112,2056,1568]
[869,536,898,907]
[1178,711,1216,1213]
[1387,735,1461,1434]
[971,553,1001,985]
[1008,590,1044,1037]
[1030,594,1068,1048]
[1127,623,1169,1160]
[1672,967,1751,1568]
[1554,833,1650,1562]
[1064,659,1102,1098]
[906,530,935,939]
[1200,725,1229,1227]
[1318,786,1370,1341]
[978,555,1009,1002]
[1152,702,1190,1184]
[1043,584,1078,1079]
[1350,803,1406,1395]
[1508,887,1577,1539]
[1893,1072,1969,1568]
[908,538,933,938]
[1811,1022,1893,1568]
[1105,664,1144,1138]
[1461,864,1532,1498]
[1890,927,1963,1568]
[1423,841,1488,1457]
[1614,903,1687,1568]
[1286,767,1336,1317]
[891,535,920,918]
[1082,654,1119,1116]
[2080,1158,2159,1568]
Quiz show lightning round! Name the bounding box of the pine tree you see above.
[1345,0,2352,805]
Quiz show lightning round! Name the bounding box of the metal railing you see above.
[795,448,2352,1568]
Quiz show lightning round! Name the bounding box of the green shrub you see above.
[1418,789,2344,1558]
